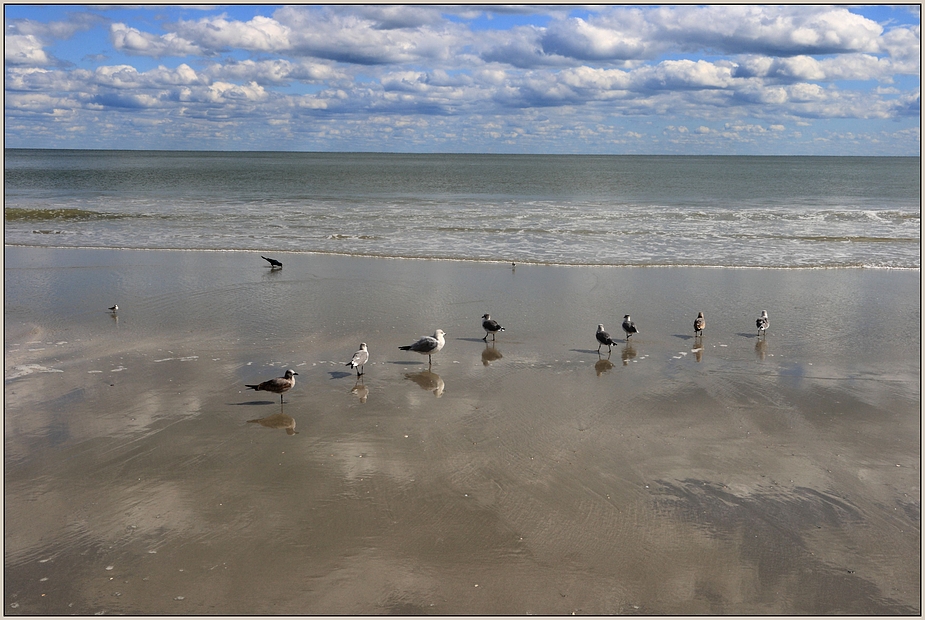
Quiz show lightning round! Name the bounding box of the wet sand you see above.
[4,246,920,615]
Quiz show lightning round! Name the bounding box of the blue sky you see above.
[4,4,920,154]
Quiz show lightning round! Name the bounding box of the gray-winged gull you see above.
[399,329,446,365]
[345,342,369,376]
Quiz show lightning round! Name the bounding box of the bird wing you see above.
[411,336,438,352]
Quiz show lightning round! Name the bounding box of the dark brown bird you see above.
[261,255,283,269]
[246,369,298,403]
[694,312,705,337]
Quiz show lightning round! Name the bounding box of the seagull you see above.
[481,314,505,341]
[108,304,118,313]
[245,369,298,403]
[622,315,639,339]
[756,310,769,337]
[261,255,283,269]
[596,324,617,353]
[399,329,446,365]
[345,342,369,376]
[694,312,705,337]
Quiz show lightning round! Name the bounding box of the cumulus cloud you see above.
[5,34,52,66]
[110,23,203,57]
[3,4,919,154]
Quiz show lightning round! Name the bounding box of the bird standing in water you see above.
[622,315,639,339]
[756,310,769,337]
[399,329,446,365]
[481,314,505,341]
[261,255,283,269]
[694,312,705,337]
[345,343,369,376]
[596,324,617,353]
[246,369,298,403]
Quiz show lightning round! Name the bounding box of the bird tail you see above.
[398,345,412,351]
[345,361,355,368]
[245,384,259,390]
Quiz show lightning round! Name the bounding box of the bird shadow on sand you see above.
[457,337,489,343]
[389,360,428,366]
[328,371,353,379]
[571,348,607,355]
[674,334,696,341]
[736,332,761,339]
[232,400,279,406]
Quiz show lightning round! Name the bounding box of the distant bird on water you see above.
[108,304,118,313]
[399,329,446,365]
[246,369,298,403]
[596,324,617,353]
[261,255,283,269]
[694,312,705,337]
[756,310,769,337]
[481,314,505,341]
[345,342,369,376]
[622,315,639,339]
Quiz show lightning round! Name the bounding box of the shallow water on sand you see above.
[4,247,920,614]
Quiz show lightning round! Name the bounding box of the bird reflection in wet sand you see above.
[692,344,704,363]
[351,379,369,403]
[405,369,445,397]
[755,337,768,360]
[247,412,298,435]
[481,343,503,366]
[595,356,614,375]
[621,342,637,365]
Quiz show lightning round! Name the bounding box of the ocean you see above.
[4,149,920,269]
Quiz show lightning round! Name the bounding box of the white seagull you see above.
[596,324,617,353]
[481,314,505,341]
[622,315,639,339]
[399,329,446,365]
[245,369,298,403]
[345,342,369,376]
[756,310,769,337]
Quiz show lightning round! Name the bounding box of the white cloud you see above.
[110,23,203,57]
[5,35,52,66]
[3,4,919,154]
[172,15,291,53]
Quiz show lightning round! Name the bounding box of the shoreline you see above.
[5,242,920,270]
[5,245,920,615]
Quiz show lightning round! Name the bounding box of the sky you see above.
[4,4,921,155]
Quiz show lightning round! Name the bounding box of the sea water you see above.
[4,149,920,268]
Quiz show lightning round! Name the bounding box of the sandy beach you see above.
[4,246,920,615]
